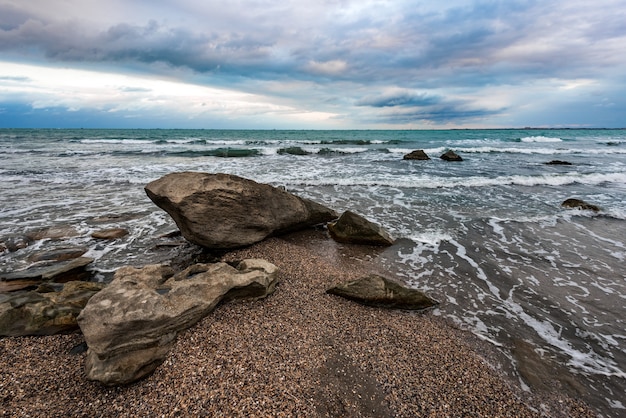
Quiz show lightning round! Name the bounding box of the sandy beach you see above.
[0,229,597,417]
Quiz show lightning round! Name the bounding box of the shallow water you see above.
[1,128,625,416]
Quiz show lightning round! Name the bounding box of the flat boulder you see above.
[403,150,430,160]
[327,274,438,310]
[91,228,129,240]
[0,281,105,336]
[440,150,463,161]
[0,257,94,292]
[561,198,600,212]
[328,211,394,246]
[145,172,338,249]
[77,259,278,386]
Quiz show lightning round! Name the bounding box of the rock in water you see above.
[328,211,394,246]
[0,281,105,336]
[440,150,463,161]
[561,198,600,212]
[145,172,338,249]
[403,150,431,160]
[91,228,129,240]
[77,259,278,386]
[0,257,94,292]
[327,274,437,310]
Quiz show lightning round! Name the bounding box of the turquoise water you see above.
[1,128,625,415]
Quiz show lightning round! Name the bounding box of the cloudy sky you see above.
[1,0,625,129]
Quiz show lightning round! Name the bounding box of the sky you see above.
[1,0,625,129]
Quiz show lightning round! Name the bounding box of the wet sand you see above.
[0,230,596,417]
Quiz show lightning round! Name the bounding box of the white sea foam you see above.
[520,136,563,142]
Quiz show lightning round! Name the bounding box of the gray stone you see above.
[327,274,437,310]
[77,259,278,386]
[145,172,338,249]
[0,281,105,336]
[328,211,394,246]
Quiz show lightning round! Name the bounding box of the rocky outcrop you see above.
[328,211,394,246]
[561,198,600,212]
[145,172,338,249]
[327,274,437,310]
[91,228,129,240]
[0,281,105,336]
[545,160,573,165]
[77,259,278,386]
[440,150,463,161]
[403,150,430,160]
[0,257,94,292]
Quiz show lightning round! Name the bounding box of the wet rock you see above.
[145,172,338,249]
[91,228,129,240]
[28,247,88,262]
[403,150,430,160]
[78,258,278,386]
[327,274,437,310]
[0,235,32,252]
[0,281,105,336]
[440,150,463,161]
[26,226,80,241]
[328,211,394,246]
[561,198,600,212]
[0,257,94,292]
[545,160,573,165]
[90,213,143,224]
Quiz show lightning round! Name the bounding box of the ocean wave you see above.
[518,136,563,143]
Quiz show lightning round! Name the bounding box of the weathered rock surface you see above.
[0,235,32,252]
[28,247,88,262]
[328,211,394,246]
[26,225,80,241]
[561,198,600,212]
[77,258,278,385]
[403,150,431,160]
[440,150,463,161]
[0,281,105,336]
[0,257,94,292]
[327,274,437,310]
[91,228,129,240]
[145,172,338,249]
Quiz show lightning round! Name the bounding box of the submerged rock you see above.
[403,150,431,160]
[561,198,600,212]
[0,281,105,336]
[145,172,338,249]
[545,160,573,165]
[327,274,437,310]
[28,247,88,262]
[440,150,463,161]
[91,228,129,240]
[78,259,278,386]
[328,211,394,246]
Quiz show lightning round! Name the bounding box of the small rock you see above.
[545,160,573,165]
[440,150,463,161]
[91,228,129,240]
[327,274,438,310]
[328,211,394,246]
[0,235,32,252]
[403,150,430,160]
[561,198,600,212]
[0,257,94,292]
[26,226,80,241]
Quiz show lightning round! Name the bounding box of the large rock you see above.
[0,257,94,292]
[0,281,105,336]
[77,259,278,386]
[403,150,430,160]
[440,150,463,161]
[561,198,600,212]
[145,172,338,249]
[328,211,394,246]
[327,274,438,310]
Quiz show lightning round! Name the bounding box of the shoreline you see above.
[0,229,597,417]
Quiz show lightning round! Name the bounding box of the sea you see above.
[1,128,625,416]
